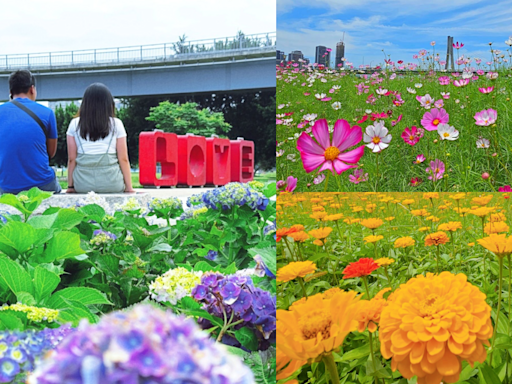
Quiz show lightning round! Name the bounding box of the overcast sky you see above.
[0,0,276,55]
[278,0,512,67]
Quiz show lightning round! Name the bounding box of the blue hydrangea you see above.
[28,305,254,384]
[0,326,73,383]
[187,182,269,211]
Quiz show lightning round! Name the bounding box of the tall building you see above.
[315,46,330,67]
[276,50,286,65]
[335,41,345,68]
[287,50,304,63]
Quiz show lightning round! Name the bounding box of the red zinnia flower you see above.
[342,258,380,279]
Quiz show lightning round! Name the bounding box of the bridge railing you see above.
[0,32,276,70]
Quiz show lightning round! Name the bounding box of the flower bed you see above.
[0,182,276,383]
[277,192,512,383]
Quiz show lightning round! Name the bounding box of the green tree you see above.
[52,102,79,167]
[145,101,231,137]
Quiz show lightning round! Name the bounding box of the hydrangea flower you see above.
[192,272,276,349]
[0,304,59,323]
[90,229,117,245]
[149,267,203,304]
[187,183,269,211]
[114,197,148,215]
[0,326,73,383]
[29,305,254,384]
[148,197,184,219]
[76,192,112,214]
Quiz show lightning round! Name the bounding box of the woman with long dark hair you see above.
[66,83,135,193]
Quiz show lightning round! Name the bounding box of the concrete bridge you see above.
[0,32,276,101]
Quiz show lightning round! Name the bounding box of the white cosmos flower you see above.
[315,93,327,99]
[303,113,317,121]
[331,101,342,110]
[363,121,392,153]
[376,88,388,95]
[332,85,341,90]
[276,149,285,157]
[365,109,372,114]
[462,71,473,79]
[417,94,434,109]
[476,137,490,148]
[506,36,512,46]
[415,83,423,88]
[407,87,417,94]
[437,124,459,141]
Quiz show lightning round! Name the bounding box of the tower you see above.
[335,41,345,68]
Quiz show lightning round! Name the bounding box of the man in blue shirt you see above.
[0,70,61,194]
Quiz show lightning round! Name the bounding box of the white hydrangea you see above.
[149,267,203,304]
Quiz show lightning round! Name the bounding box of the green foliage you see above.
[52,102,79,167]
[146,101,231,137]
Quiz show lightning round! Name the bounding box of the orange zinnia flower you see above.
[276,227,298,242]
[424,231,450,246]
[355,287,391,333]
[394,236,415,248]
[477,234,512,258]
[484,221,509,234]
[342,258,380,279]
[379,272,492,384]
[437,221,462,232]
[360,218,384,230]
[288,231,309,242]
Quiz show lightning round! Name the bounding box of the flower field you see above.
[0,183,276,383]
[276,42,512,192]
[277,191,512,383]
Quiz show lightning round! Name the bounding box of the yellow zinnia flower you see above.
[385,216,395,221]
[310,212,328,221]
[426,215,440,222]
[288,231,309,242]
[449,193,466,201]
[484,221,509,234]
[394,236,415,248]
[402,199,415,206]
[380,272,492,384]
[375,257,394,266]
[290,224,305,231]
[418,227,430,232]
[277,347,305,381]
[324,214,344,222]
[477,234,512,258]
[277,261,317,282]
[312,206,325,212]
[437,221,462,232]
[423,192,439,200]
[489,213,507,222]
[308,227,333,240]
[411,209,429,217]
[424,231,449,246]
[470,207,495,218]
[471,195,493,206]
[352,206,364,213]
[364,235,384,244]
[355,288,391,333]
[277,290,362,362]
[360,218,384,230]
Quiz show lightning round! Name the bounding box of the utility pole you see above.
[445,36,455,71]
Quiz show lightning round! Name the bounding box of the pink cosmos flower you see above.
[476,69,485,75]
[434,99,444,108]
[401,126,421,146]
[454,79,470,87]
[499,186,512,192]
[421,108,449,131]
[313,174,326,185]
[474,109,497,126]
[416,94,434,109]
[296,119,365,175]
[349,168,369,184]
[438,76,451,85]
[276,119,283,125]
[410,177,422,186]
[321,97,332,102]
[415,154,426,164]
[391,114,403,127]
[453,42,464,49]
[304,92,310,96]
[426,159,445,181]
[284,176,297,192]
[440,92,450,100]
[363,121,392,153]
[478,86,494,94]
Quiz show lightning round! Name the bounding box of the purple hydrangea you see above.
[92,229,117,240]
[28,304,254,384]
[187,183,269,211]
[191,272,276,349]
[0,326,73,383]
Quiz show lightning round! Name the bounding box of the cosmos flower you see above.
[401,126,422,146]
[474,109,497,126]
[421,108,449,131]
[380,272,492,384]
[478,86,494,94]
[440,92,450,99]
[453,41,464,48]
[454,79,470,87]
[296,119,365,175]
[415,154,426,164]
[476,137,490,148]
[416,94,434,109]
[426,159,445,181]
[437,124,459,141]
[331,101,342,110]
[499,186,512,192]
[363,121,392,153]
[409,177,423,186]
[349,168,369,184]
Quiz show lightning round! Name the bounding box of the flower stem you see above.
[298,277,308,298]
[324,172,330,192]
[436,245,440,274]
[375,152,380,192]
[322,353,340,384]
[383,266,392,289]
[490,257,504,365]
[283,238,296,261]
[368,332,381,384]
[362,276,372,299]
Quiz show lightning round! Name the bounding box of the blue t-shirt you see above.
[0,98,58,193]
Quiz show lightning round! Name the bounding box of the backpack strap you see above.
[10,100,48,138]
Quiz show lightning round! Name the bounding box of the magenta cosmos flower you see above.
[401,126,422,146]
[426,159,445,181]
[499,185,512,192]
[349,168,368,184]
[421,108,449,131]
[474,108,497,126]
[296,119,364,175]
